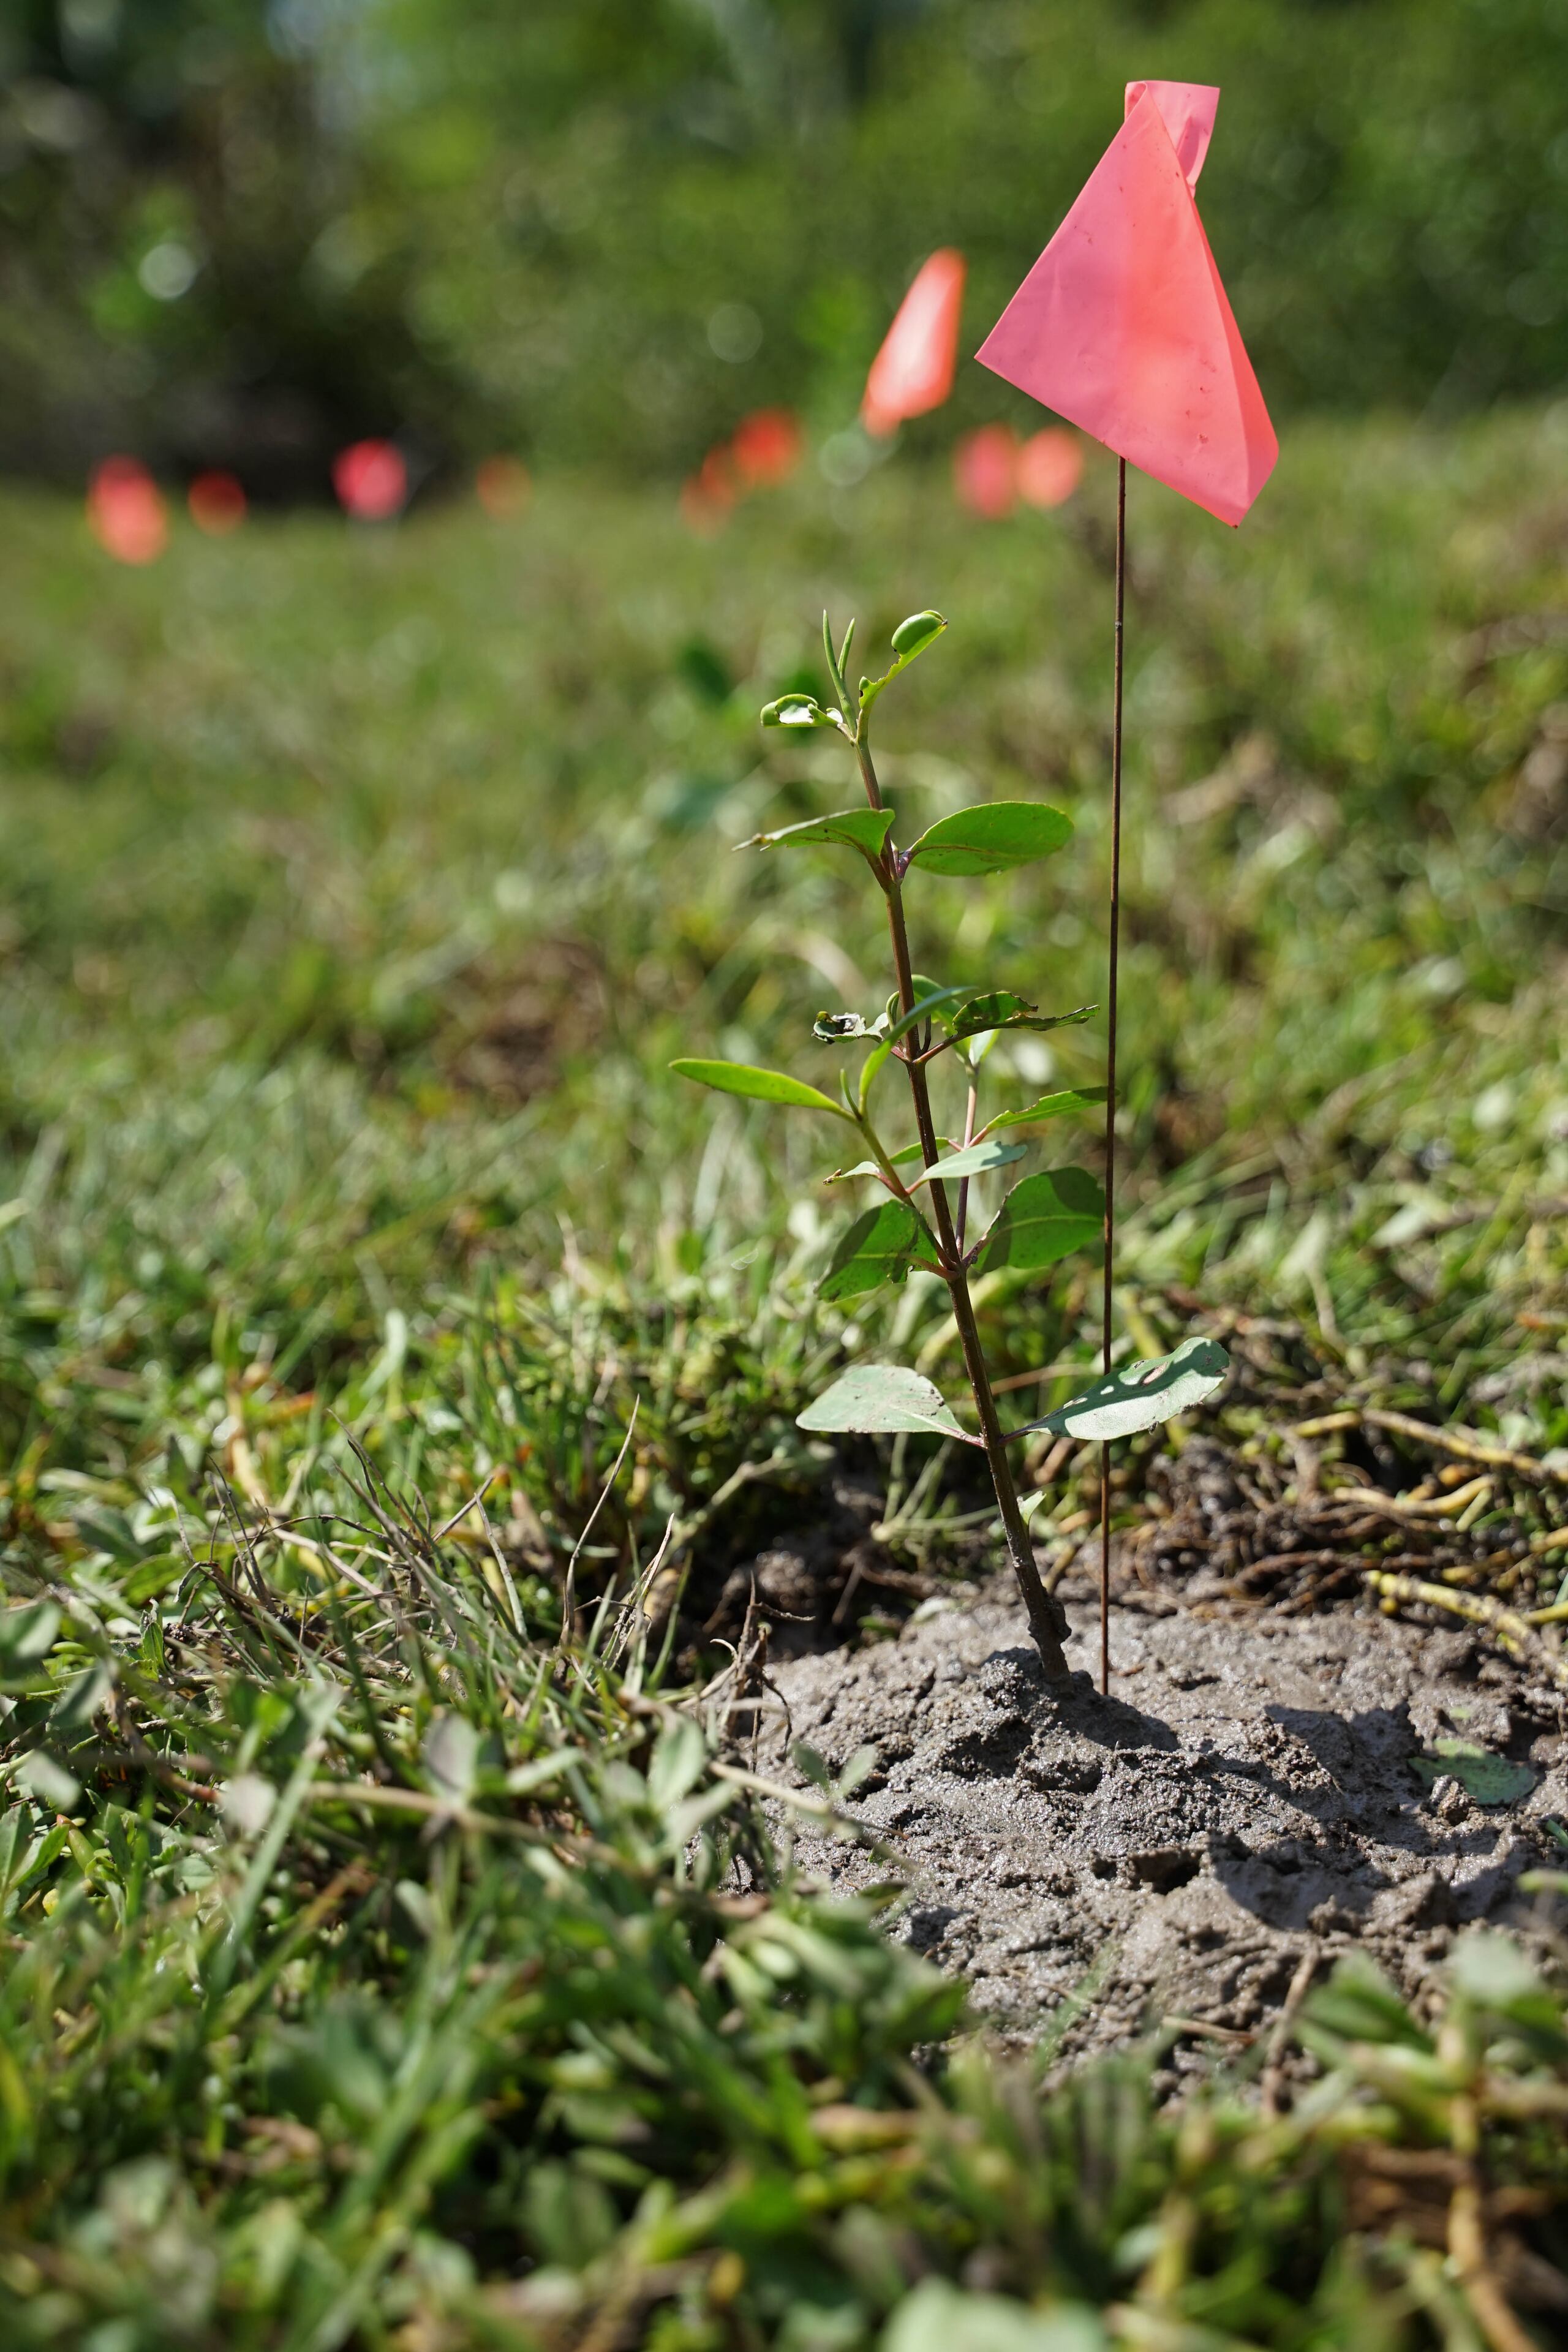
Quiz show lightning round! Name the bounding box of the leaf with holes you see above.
[820,1202,941,1300]
[978,1087,1109,1137]
[975,1167,1105,1273]
[950,994,1097,1041]
[670,1060,851,1118]
[760,692,845,732]
[739,807,894,870]
[1017,1336,1231,1441]
[798,1363,972,1441]
[904,802,1073,878]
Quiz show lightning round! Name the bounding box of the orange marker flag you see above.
[862,248,967,437]
[977,81,1275,526]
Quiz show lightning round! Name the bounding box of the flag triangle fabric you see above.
[976,81,1276,526]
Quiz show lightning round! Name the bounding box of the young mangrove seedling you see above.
[673,609,1228,1680]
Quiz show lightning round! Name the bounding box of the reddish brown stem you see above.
[854,734,1071,1679]
[1099,457,1127,1699]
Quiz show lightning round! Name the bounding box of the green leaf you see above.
[739,807,894,866]
[823,611,853,712]
[423,1712,479,1807]
[950,994,1097,1040]
[979,1088,1109,1137]
[825,1142,929,1183]
[760,693,844,732]
[820,1203,940,1300]
[859,612,949,716]
[799,1363,971,1441]
[15,1752,80,1812]
[48,1662,113,1733]
[858,1038,892,1113]
[670,1060,851,1118]
[1449,1931,1545,2007]
[1017,1336,1231,1441]
[1409,1741,1536,1807]
[908,972,952,1025]
[648,1716,707,1812]
[1302,1956,1430,2050]
[904,801,1074,878]
[976,1167,1105,1274]
[0,1602,61,1665]
[890,609,947,660]
[834,615,856,687]
[908,1137,1027,1189]
[949,990,1036,1036]
[813,1011,877,1042]
[884,982,968,1049]
[884,2277,1104,2352]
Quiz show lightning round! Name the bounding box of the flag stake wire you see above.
[1099,456,1127,1700]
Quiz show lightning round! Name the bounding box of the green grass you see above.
[3,1474,1567,2349]
[2,404,1566,1602]
[2,408,1568,2344]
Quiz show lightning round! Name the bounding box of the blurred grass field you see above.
[3,404,1567,1600]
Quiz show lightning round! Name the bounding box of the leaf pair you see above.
[824,1133,1029,1189]
[799,1336,1232,1443]
[739,799,1073,884]
[820,1164,1104,1298]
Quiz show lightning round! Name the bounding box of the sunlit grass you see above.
[2,409,1568,2344]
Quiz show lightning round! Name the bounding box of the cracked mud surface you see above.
[757,1583,1568,2078]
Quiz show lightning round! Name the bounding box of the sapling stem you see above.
[850,728,1072,1681]
[954,1066,981,1255]
[686,607,1225,1689]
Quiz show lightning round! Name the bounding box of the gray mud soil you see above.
[756,1581,1568,2081]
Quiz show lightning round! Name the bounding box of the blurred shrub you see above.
[2,0,1567,488]
[0,0,489,491]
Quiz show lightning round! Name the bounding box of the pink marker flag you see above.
[862,248,967,437]
[977,81,1275,526]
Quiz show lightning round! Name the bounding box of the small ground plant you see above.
[674,611,1229,1679]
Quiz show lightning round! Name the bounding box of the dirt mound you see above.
[760,1583,1568,2083]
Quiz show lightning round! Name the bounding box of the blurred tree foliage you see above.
[2,0,1566,491]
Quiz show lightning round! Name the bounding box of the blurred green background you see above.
[1,1,1566,1574]
[4,0,1568,489]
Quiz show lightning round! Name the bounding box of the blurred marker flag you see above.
[862,248,966,437]
[87,458,167,565]
[978,81,1276,526]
